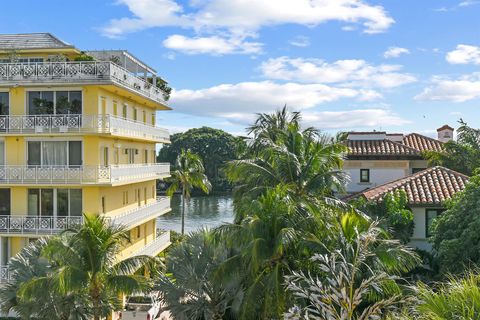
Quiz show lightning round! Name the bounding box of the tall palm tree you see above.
[0,238,90,320]
[214,189,331,319]
[20,214,158,320]
[167,149,212,235]
[285,212,420,320]
[227,116,347,222]
[157,230,242,320]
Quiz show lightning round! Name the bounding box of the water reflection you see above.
[157,195,234,234]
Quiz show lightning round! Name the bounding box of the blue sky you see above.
[1,0,480,137]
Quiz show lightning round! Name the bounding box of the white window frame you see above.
[24,88,84,115]
[27,188,82,217]
[25,138,83,167]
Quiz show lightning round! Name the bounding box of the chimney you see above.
[437,125,454,143]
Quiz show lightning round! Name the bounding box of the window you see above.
[123,105,128,119]
[103,147,109,166]
[28,189,82,217]
[0,189,10,216]
[27,91,81,115]
[426,209,444,238]
[27,141,82,166]
[137,189,141,207]
[113,102,118,116]
[101,196,106,214]
[144,187,147,205]
[136,226,141,239]
[360,169,370,183]
[144,150,148,164]
[18,57,44,64]
[0,92,9,116]
[0,141,4,166]
[126,148,135,164]
[123,191,129,205]
[151,113,155,125]
[133,108,138,121]
[143,110,146,123]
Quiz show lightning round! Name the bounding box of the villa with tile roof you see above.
[343,125,451,194]
[346,166,469,251]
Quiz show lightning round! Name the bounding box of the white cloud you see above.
[102,0,395,39]
[383,46,410,58]
[259,56,416,88]
[301,109,410,129]
[446,44,480,65]
[289,36,310,47]
[170,81,383,122]
[415,73,480,102]
[163,34,263,55]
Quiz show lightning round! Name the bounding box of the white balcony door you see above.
[27,91,82,115]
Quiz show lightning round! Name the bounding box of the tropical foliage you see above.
[227,106,347,222]
[157,230,242,320]
[352,190,414,244]
[0,214,158,320]
[166,149,212,234]
[158,127,243,190]
[425,120,480,175]
[430,172,480,275]
[285,212,419,320]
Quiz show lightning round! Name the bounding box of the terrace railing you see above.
[0,61,167,105]
[0,114,170,142]
[0,163,170,185]
[132,230,171,257]
[0,215,83,235]
[112,196,171,228]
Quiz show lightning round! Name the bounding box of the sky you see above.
[1,0,480,137]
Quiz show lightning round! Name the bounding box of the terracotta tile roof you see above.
[402,133,444,153]
[349,166,469,206]
[347,139,421,157]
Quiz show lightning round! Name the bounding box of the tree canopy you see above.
[431,172,480,274]
[158,127,244,191]
[425,120,480,175]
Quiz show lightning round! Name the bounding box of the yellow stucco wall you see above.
[0,50,169,263]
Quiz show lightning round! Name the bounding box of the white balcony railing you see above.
[0,61,167,105]
[133,231,171,257]
[0,215,83,235]
[0,265,10,283]
[0,163,170,185]
[112,197,171,228]
[0,114,170,142]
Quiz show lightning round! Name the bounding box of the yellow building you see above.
[0,33,172,281]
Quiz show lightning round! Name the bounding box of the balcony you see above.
[0,61,167,105]
[132,230,171,257]
[0,114,170,143]
[0,265,9,283]
[0,215,83,235]
[112,196,171,228]
[0,163,170,185]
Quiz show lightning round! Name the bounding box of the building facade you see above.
[343,127,449,194]
[0,33,172,281]
[346,166,469,251]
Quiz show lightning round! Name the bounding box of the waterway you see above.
[157,194,234,234]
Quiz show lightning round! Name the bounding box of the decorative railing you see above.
[133,230,171,257]
[0,163,170,184]
[0,265,10,283]
[0,61,167,105]
[0,114,170,142]
[112,197,171,228]
[0,215,83,235]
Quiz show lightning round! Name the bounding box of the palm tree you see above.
[20,214,159,320]
[285,212,420,320]
[227,113,347,222]
[0,238,90,320]
[157,230,242,320]
[167,149,212,235]
[214,188,332,319]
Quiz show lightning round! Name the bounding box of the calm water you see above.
[157,195,234,233]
